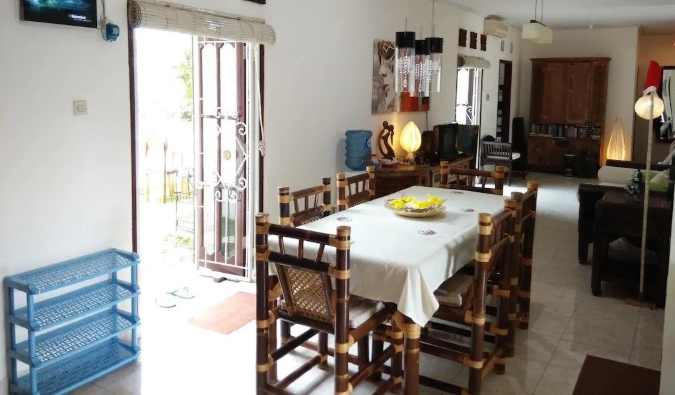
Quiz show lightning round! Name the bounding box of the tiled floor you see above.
[75,172,663,395]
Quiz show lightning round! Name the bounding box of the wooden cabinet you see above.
[531,58,610,125]
[528,57,610,172]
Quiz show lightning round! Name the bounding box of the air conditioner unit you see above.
[484,19,509,38]
[522,20,552,44]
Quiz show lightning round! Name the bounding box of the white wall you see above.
[0,0,134,381]
[0,0,521,384]
[518,27,640,159]
[632,33,675,163]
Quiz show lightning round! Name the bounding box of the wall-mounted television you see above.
[21,0,98,29]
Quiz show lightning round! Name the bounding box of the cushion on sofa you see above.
[597,166,636,186]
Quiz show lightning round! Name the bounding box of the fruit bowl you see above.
[386,195,446,218]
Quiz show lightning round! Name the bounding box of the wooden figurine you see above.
[378,121,396,160]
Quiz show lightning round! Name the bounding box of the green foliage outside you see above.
[176,50,193,121]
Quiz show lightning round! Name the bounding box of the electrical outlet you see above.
[73,100,88,116]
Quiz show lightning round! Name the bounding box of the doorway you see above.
[497,60,513,143]
[130,28,262,322]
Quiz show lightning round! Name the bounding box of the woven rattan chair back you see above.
[439,161,505,195]
[513,181,538,330]
[278,177,331,227]
[336,166,375,211]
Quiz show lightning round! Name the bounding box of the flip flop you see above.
[155,295,177,308]
[168,287,196,299]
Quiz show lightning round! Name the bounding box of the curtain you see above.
[457,55,491,69]
[127,1,276,45]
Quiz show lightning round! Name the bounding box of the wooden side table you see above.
[591,191,672,307]
[429,155,474,187]
[375,164,430,198]
[374,156,475,198]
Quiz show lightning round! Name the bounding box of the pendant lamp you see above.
[412,38,430,97]
[395,22,416,94]
[425,0,443,93]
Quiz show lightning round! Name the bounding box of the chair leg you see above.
[357,336,370,367]
[390,320,404,394]
[370,333,384,381]
[280,321,292,343]
[508,164,512,186]
[519,229,534,330]
[268,301,278,382]
[318,332,328,369]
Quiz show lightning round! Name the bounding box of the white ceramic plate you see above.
[392,205,446,218]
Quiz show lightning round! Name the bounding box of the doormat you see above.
[573,355,660,395]
[190,292,256,335]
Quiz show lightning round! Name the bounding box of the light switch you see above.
[73,100,88,116]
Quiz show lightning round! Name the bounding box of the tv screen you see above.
[435,123,459,162]
[21,0,98,28]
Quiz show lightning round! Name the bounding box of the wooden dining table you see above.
[291,185,506,393]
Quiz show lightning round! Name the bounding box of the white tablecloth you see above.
[272,186,506,326]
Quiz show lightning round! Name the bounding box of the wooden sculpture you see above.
[378,121,396,160]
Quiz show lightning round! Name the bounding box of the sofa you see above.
[577,160,673,264]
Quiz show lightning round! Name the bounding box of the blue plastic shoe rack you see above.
[4,248,141,394]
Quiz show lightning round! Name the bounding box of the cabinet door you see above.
[530,61,544,123]
[541,63,567,123]
[566,62,592,124]
[548,139,571,168]
[590,60,609,124]
[527,137,551,166]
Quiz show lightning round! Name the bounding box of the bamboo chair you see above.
[276,178,332,375]
[278,178,332,227]
[255,213,398,394]
[516,182,539,330]
[336,166,375,211]
[440,161,505,195]
[419,201,516,395]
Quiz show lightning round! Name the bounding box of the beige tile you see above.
[71,385,116,395]
[453,355,547,394]
[549,340,631,371]
[529,299,576,318]
[633,311,664,353]
[513,330,560,364]
[629,350,662,371]
[533,364,580,395]
[562,317,637,352]
[419,352,463,384]
[528,311,571,338]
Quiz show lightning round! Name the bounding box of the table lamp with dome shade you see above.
[628,60,665,309]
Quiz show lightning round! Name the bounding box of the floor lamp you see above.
[630,60,665,307]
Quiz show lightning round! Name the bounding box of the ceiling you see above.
[443,0,675,33]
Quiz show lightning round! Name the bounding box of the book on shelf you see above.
[530,123,601,140]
